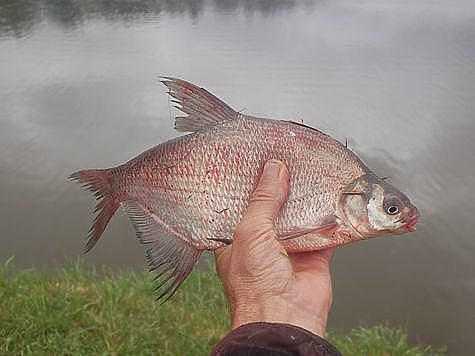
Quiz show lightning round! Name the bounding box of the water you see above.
[1,0,474,353]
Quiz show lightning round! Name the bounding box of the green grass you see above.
[0,258,444,355]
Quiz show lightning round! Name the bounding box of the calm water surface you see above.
[1,0,474,354]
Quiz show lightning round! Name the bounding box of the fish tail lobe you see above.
[69,169,120,253]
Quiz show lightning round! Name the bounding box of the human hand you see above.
[214,159,334,337]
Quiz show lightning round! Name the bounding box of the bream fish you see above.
[70,78,420,300]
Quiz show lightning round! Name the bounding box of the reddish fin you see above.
[124,201,202,302]
[161,77,238,132]
[278,216,339,241]
[69,169,119,253]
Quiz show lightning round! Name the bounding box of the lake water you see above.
[1,0,474,354]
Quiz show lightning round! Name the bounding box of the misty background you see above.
[1,0,474,354]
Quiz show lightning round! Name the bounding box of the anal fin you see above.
[124,201,201,302]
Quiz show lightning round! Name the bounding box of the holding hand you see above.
[214,159,334,337]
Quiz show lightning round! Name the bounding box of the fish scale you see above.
[71,77,419,300]
[127,117,359,248]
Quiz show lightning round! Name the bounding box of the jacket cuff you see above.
[211,322,342,356]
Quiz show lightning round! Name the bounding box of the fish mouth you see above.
[404,214,420,232]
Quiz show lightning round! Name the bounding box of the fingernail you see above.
[263,159,282,179]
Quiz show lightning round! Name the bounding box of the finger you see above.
[233,159,290,246]
[246,159,290,220]
[214,246,231,279]
[213,246,228,261]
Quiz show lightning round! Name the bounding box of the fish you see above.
[70,77,420,300]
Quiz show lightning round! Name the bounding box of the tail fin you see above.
[69,169,119,253]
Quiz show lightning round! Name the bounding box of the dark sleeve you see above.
[211,322,342,356]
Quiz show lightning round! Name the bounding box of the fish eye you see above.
[383,196,401,215]
[386,205,399,215]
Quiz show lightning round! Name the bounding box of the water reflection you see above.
[0,0,315,38]
[0,0,40,37]
[1,0,474,354]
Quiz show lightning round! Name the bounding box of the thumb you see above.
[234,159,290,246]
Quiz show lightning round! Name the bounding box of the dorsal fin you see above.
[161,77,238,132]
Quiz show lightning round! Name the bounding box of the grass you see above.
[0,258,444,355]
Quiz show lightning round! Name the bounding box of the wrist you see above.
[230,296,328,337]
[231,298,280,329]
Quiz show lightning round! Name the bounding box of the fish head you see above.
[338,174,420,238]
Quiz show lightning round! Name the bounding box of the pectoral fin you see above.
[278,216,338,241]
[207,236,233,245]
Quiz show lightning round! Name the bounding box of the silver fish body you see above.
[71,78,419,300]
